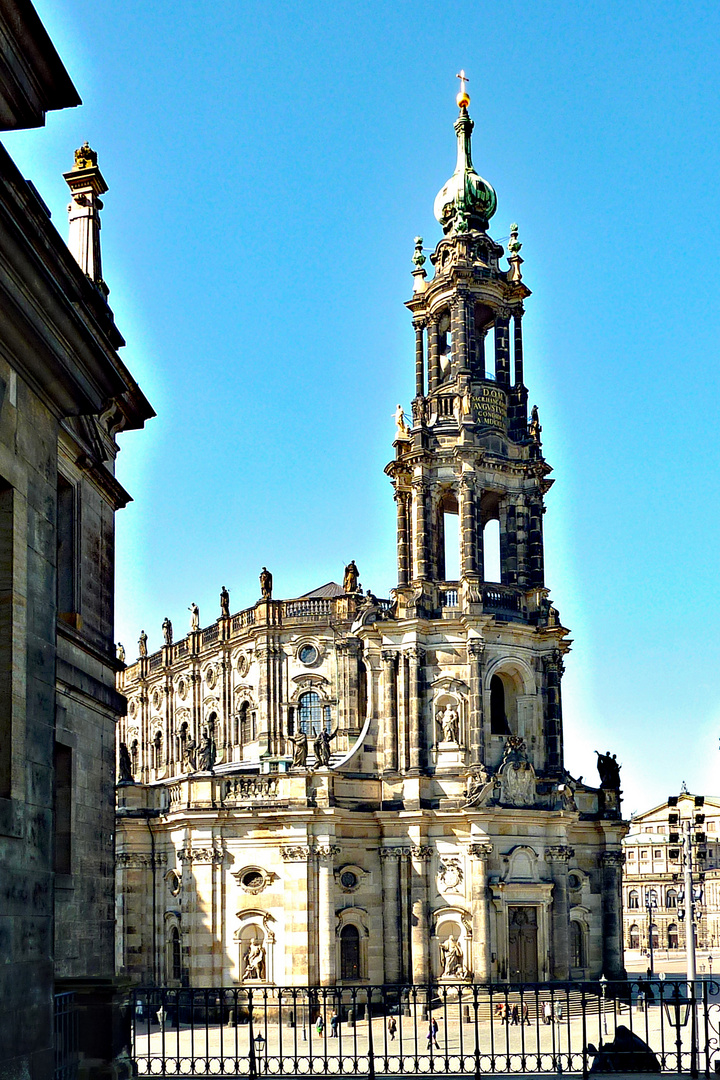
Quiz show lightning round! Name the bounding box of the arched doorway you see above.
[508,907,538,982]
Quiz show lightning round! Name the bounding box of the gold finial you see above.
[73,141,97,170]
[456,70,470,109]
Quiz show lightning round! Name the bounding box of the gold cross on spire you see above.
[456,70,470,109]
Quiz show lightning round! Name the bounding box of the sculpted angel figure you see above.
[288,731,308,768]
[314,727,337,767]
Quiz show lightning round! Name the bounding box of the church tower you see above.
[386,74,565,782]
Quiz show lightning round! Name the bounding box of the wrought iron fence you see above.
[130,979,720,1077]
[54,991,78,1080]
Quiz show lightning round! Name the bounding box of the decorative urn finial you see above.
[433,72,497,236]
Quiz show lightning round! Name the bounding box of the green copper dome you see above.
[433,105,497,235]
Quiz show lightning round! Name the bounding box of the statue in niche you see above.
[117,642,126,664]
[138,630,148,658]
[118,741,134,783]
[343,560,359,594]
[243,940,265,981]
[440,934,466,977]
[260,567,273,599]
[220,585,230,617]
[595,750,621,790]
[314,727,337,767]
[189,603,200,630]
[437,703,460,743]
[197,728,216,772]
[288,731,309,768]
[162,617,173,646]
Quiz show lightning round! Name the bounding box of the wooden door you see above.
[508,907,538,983]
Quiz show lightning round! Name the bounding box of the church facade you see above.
[116,84,626,989]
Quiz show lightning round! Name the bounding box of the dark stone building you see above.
[116,83,626,991]
[0,2,153,1076]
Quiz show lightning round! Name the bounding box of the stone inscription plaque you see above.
[471,386,507,428]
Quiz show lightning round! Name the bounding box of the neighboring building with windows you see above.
[0,2,153,1076]
[622,793,720,957]
[116,88,626,990]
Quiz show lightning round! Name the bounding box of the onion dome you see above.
[433,78,497,235]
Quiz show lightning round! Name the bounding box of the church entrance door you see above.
[508,907,538,983]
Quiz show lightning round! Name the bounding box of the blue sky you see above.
[4,0,719,813]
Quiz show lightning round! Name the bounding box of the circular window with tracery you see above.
[235,866,272,894]
[298,644,318,666]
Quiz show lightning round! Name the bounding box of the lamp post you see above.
[599,974,608,1035]
[645,890,658,976]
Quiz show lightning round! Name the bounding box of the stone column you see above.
[547,845,574,980]
[407,647,425,775]
[316,844,339,986]
[468,843,493,981]
[414,319,425,399]
[410,845,433,983]
[379,848,403,983]
[459,475,477,577]
[396,489,410,586]
[428,318,439,393]
[494,314,511,388]
[601,851,625,977]
[515,496,529,587]
[528,496,545,586]
[513,312,524,385]
[467,640,485,765]
[541,651,564,776]
[452,292,469,376]
[412,480,429,581]
[281,845,313,984]
[398,653,410,773]
[382,651,398,773]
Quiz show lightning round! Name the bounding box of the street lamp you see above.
[668,794,705,983]
[645,889,658,976]
[599,974,608,1035]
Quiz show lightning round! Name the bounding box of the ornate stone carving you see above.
[222,776,279,803]
[468,843,493,860]
[546,845,575,862]
[315,845,341,862]
[117,851,167,869]
[410,845,434,861]
[379,846,412,860]
[601,850,625,867]
[178,846,223,864]
[438,859,463,891]
[281,846,313,862]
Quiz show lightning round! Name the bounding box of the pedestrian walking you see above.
[511,1004,520,1026]
[543,1001,552,1025]
[522,1002,530,1025]
[388,1016,397,1041]
[554,1001,563,1024]
[330,1011,339,1037]
[432,1016,439,1048]
[316,1014,324,1036]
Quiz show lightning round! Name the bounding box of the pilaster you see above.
[410,845,433,983]
[379,848,403,983]
[407,647,425,775]
[601,850,625,978]
[546,845,574,980]
[468,843,493,981]
[381,650,398,773]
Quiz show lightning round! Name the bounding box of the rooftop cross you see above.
[456,70,470,108]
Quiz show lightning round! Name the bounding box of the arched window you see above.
[340,925,361,981]
[490,675,510,735]
[667,923,679,949]
[628,890,640,909]
[570,922,586,969]
[239,702,252,743]
[437,492,459,582]
[666,889,678,909]
[483,519,501,582]
[130,739,139,775]
[299,692,331,737]
[649,923,659,949]
[171,926,181,982]
[629,924,640,949]
[153,730,163,769]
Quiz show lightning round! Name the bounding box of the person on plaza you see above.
[510,1004,520,1026]
[388,1016,397,1041]
[543,1001,552,1025]
[522,1002,530,1025]
[330,1011,339,1037]
[431,1017,439,1048]
[316,1014,324,1037]
[554,1001,564,1024]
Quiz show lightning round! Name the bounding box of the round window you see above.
[242,870,264,890]
[299,645,318,666]
[568,873,581,890]
[341,871,358,890]
[167,871,181,896]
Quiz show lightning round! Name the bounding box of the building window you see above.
[657,825,666,833]
[53,742,72,874]
[239,702,253,743]
[298,691,331,737]
[340,924,361,980]
[629,925,640,949]
[0,480,13,799]
[640,850,648,859]
[653,848,662,859]
[628,891,639,909]
[570,921,586,968]
[666,890,678,909]
[667,924,679,950]
[627,850,636,860]
[649,924,659,949]
[490,675,510,735]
